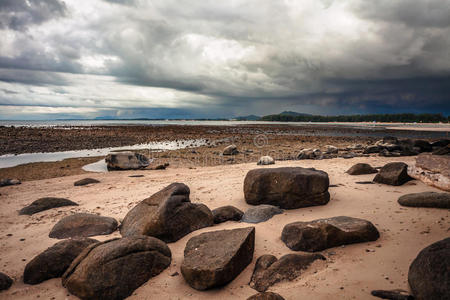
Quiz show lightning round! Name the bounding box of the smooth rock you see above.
[105,152,150,170]
[346,163,378,175]
[62,236,171,300]
[24,238,98,284]
[0,272,13,291]
[250,253,325,292]
[373,162,413,186]
[414,140,432,152]
[49,213,118,239]
[408,153,450,191]
[0,179,21,187]
[181,227,255,290]
[371,289,413,300]
[281,216,380,252]
[297,148,322,159]
[408,237,450,300]
[74,178,100,186]
[223,144,239,155]
[324,145,338,154]
[212,206,244,224]
[247,292,285,300]
[19,197,78,215]
[364,145,381,154]
[398,192,450,209]
[257,156,275,165]
[244,167,330,209]
[120,183,213,242]
[241,205,283,224]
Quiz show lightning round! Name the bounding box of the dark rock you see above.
[0,178,21,187]
[223,144,239,155]
[181,227,255,290]
[346,163,378,175]
[431,139,450,148]
[0,272,13,291]
[408,237,450,300]
[250,253,325,292]
[129,174,144,178]
[364,145,381,154]
[371,289,413,300]
[383,136,399,144]
[212,205,244,224]
[19,197,78,215]
[62,236,171,300]
[120,183,213,242]
[241,205,283,224]
[373,162,413,186]
[24,238,98,284]
[105,152,150,170]
[414,140,432,152]
[281,216,380,252]
[407,153,449,191]
[244,167,330,209]
[297,148,323,159]
[74,178,100,186]
[398,192,450,209]
[356,181,375,184]
[433,145,450,155]
[247,292,285,300]
[49,213,118,239]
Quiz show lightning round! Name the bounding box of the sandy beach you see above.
[1,155,448,299]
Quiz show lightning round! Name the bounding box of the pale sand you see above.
[0,156,449,300]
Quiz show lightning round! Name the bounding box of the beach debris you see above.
[373,162,413,186]
[407,153,450,191]
[250,253,325,292]
[62,236,171,300]
[408,237,449,300]
[371,289,413,300]
[223,144,239,155]
[257,156,275,165]
[0,272,13,291]
[212,205,243,224]
[24,238,98,284]
[346,163,378,175]
[398,192,450,209]
[0,178,21,187]
[49,213,118,239]
[74,178,100,186]
[247,292,285,300]
[244,167,330,209]
[181,227,255,290]
[281,216,380,252]
[105,151,150,170]
[241,205,283,224]
[19,197,78,215]
[120,183,213,242]
[297,148,323,159]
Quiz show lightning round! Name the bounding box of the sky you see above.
[0,0,449,120]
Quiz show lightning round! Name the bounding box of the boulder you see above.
[346,163,378,175]
[241,205,283,224]
[371,289,413,300]
[250,253,325,292]
[19,197,78,215]
[281,216,380,252]
[363,145,381,154]
[383,136,399,144]
[223,144,239,155]
[74,178,100,186]
[433,145,450,155]
[49,213,118,239]
[105,152,150,171]
[120,183,213,242]
[324,145,338,154]
[297,148,322,159]
[414,140,432,152]
[408,237,450,300]
[62,236,171,300]
[257,156,275,165]
[244,167,330,209]
[398,192,450,209]
[407,153,450,191]
[373,162,412,186]
[247,292,285,300]
[24,238,98,284]
[212,205,243,224]
[181,227,255,290]
[0,272,13,291]
[0,179,21,187]
[431,139,450,148]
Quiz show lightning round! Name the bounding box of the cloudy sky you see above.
[1,0,449,120]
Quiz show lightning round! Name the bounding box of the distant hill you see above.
[279,111,312,116]
[234,115,261,121]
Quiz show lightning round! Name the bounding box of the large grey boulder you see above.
[181,227,255,290]
[250,253,325,292]
[373,162,412,186]
[62,236,171,300]
[281,216,380,252]
[49,213,118,239]
[408,237,450,300]
[19,197,78,215]
[398,192,450,209]
[120,183,213,242]
[241,205,283,224]
[408,153,450,191]
[105,152,150,170]
[244,167,330,209]
[346,163,378,175]
[24,238,98,284]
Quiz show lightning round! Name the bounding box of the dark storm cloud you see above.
[0,0,67,30]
